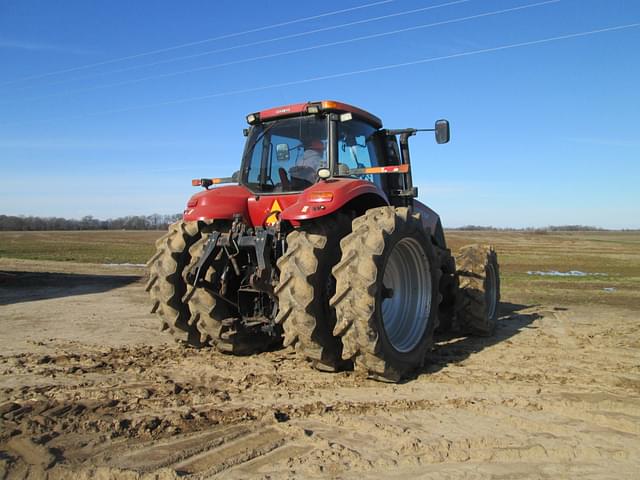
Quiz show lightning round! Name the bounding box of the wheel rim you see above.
[485,263,497,319]
[380,237,431,353]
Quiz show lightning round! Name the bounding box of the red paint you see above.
[183,178,389,227]
[183,185,302,228]
[281,178,388,221]
[183,185,252,223]
[259,102,309,121]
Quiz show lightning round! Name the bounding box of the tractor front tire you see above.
[145,220,201,346]
[275,215,351,371]
[330,207,441,382]
[454,244,500,336]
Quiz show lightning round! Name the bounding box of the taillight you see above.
[308,192,333,203]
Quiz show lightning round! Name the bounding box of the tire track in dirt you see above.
[1,277,639,478]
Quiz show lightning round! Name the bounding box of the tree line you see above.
[0,214,182,231]
[0,216,631,232]
[455,225,609,232]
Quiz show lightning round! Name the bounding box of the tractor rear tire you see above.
[275,215,351,371]
[330,207,441,382]
[145,220,201,346]
[454,244,500,336]
[185,225,273,355]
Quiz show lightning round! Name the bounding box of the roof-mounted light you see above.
[246,113,260,125]
[306,104,320,114]
[321,100,338,110]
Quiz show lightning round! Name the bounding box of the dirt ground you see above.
[1,258,639,479]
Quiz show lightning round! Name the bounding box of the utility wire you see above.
[0,0,395,86]
[10,0,558,103]
[3,22,638,128]
[13,0,475,91]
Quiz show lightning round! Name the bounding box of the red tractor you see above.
[146,100,499,382]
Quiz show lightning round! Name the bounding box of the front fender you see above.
[281,178,389,221]
[183,185,252,223]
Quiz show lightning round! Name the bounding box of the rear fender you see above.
[281,178,389,221]
[183,185,252,223]
[413,200,446,249]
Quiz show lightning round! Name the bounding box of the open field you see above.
[2,229,639,308]
[1,230,639,478]
[445,230,640,310]
[0,231,159,264]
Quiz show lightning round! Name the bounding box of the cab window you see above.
[242,115,328,193]
[337,120,382,186]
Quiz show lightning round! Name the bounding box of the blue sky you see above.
[1,0,639,228]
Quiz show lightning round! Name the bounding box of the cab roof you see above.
[248,100,383,129]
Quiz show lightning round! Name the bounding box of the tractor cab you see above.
[241,100,387,195]
[239,100,450,210]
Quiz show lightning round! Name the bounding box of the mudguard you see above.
[281,178,389,221]
[414,200,447,249]
[183,185,252,223]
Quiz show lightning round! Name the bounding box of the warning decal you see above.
[265,199,282,226]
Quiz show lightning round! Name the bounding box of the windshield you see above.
[241,115,328,193]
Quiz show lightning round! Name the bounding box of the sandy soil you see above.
[1,259,639,479]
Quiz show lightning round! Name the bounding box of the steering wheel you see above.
[278,167,291,191]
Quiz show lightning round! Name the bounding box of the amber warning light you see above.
[192,177,235,188]
[308,191,334,203]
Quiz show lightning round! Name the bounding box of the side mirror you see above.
[276,143,290,162]
[435,119,450,144]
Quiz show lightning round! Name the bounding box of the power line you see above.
[0,0,395,87]
[76,0,474,79]
[10,0,558,103]
[12,0,475,92]
[3,22,638,128]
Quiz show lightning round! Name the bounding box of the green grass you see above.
[1,229,639,309]
[0,230,161,264]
